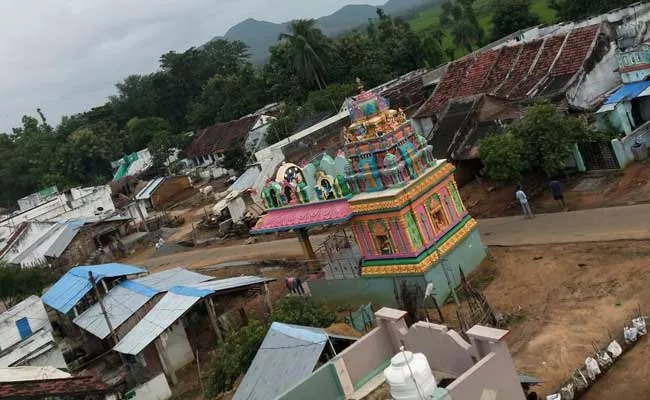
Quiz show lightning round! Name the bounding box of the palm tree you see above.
[440,0,484,55]
[279,19,334,90]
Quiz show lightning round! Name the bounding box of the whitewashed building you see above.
[0,296,67,370]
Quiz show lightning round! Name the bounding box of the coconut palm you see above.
[440,0,484,54]
[279,19,335,90]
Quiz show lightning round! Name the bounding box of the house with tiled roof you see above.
[0,366,116,399]
[184,114,275,167]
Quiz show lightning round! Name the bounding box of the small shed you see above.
[135,176,192,210]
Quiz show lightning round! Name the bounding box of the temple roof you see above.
[251,198,353,234]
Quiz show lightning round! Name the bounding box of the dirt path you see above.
[123,234,330,271]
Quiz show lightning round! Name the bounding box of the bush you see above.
[270,296,336,328]
[207,320,267,396]
[479,132,528,183]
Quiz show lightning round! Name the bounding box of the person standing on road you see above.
[516,185,534,219]
[550,179,566,210]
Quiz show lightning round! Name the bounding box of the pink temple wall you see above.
[353,176,470,260]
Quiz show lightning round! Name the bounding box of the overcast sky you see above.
[0,0,385,133]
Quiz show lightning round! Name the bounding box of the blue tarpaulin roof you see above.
[41,263,146,314]
[605,81,650,104]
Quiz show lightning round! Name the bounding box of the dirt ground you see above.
[461,160,650,218]
[475,241,650,398]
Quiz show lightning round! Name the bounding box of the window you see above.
[370,223,394,255]
[374,234,394,255]
[429,202,449,233]
[15,317,32,340]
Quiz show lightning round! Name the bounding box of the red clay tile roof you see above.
[185,115,258,158]
[0,376,112,398]
[415,24,602,118]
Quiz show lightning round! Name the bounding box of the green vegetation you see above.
[479,103,599,183]
[207,297,335,397]
[0,265,52,308]
[270,297,336,327]
[408,0,557,59]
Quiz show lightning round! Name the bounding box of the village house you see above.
[184,114,275,167]
[272,308,528,400]
[0,366,117,399]
[413,23,616,159]
[0,215,133,269]
[112,276,275,385]
[135,175,192,211]
[0,296,67,370]
[0,185,116,232]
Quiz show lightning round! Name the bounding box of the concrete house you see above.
[276,308,528,400]
[0,296,67,370]
[135,176,192,211]
[0,185,116,231]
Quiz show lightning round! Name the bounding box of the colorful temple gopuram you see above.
[251,85,485,304]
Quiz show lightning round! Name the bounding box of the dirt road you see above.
[479,203,650,246]
[124,234,330,271]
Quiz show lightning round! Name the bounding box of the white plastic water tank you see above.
[384,350,437,400]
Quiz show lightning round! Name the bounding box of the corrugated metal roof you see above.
[185,276,271,290]
[2,221,83,268]
[73,268,211,339]
[113,275,273,355]
[132,267,212,292]
[73,284,153,340]
[233,322,328,400]
[228,166,261,192]
[135,177,166,200]
[605,81,650,104]
[113,292,200,355]
[0,329,57,368]
[41,264,146,314]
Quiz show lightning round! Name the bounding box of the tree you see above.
[270,296,336,327]
[222,140,248,173]
[549,0,637,21]
[440,0,484,54]
[207,320,267,396]
[0,265,52,308]
[491,0,540,40]
[479,132,528,183]
[479,103,596,182]
[421,27,447,67]
[303,83,356,114]
[125,117,171,152]
[279,19,335,90]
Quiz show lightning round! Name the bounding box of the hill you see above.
[210,0,440,63]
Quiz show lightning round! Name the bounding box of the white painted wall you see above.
[0,185,115,229]
[0,296,51,351]
[160,320,194,373]
[128,373,172,400]
[227,195,248,224]
[567,44,621,110]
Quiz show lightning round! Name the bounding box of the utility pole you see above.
[89,272,128,368]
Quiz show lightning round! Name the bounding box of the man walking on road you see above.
[550,179,566,210]
[516,185,534,219]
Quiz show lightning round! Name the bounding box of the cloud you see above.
[0,0,384,132]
